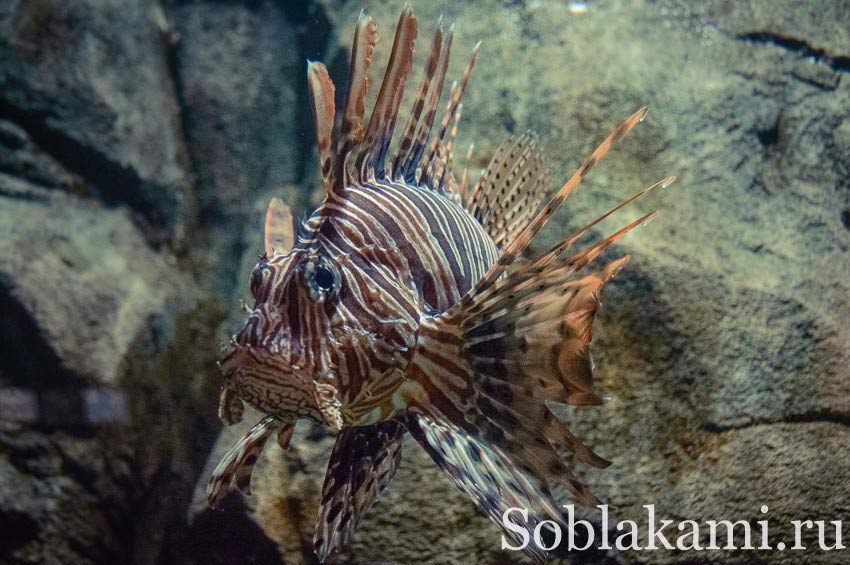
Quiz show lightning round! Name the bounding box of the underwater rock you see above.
[0,0,192,242]
[0,426,136,564]
[0,4,204,560]
[169,0,304,305]
[0,114,201,563]
[0,127,184,391]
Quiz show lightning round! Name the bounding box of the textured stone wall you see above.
[1,0,848,564]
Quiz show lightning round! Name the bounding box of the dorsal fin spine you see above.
[391,19,445,180]
[459,107,650,307]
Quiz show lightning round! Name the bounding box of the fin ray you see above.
[307,62,337,190]
[207,416,283,507]
[418,42,480,191]
[339,12,378,152]
[397,28,454,181]
[358,7,418,179]
[461,107,650,306]
[314,421,406,561]
[467,132,551,248]
[264,197,295,256]
[391,20,445,179]
[406,414,561,564]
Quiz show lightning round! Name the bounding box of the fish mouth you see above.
[219,340,295,382]
[219,339,247,380]
[217,340,329,425]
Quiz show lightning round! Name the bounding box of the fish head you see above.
[218,236,419,429]
[217,245,341,426]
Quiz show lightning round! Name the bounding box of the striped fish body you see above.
[307,181,500,424]
[207,7,673,563]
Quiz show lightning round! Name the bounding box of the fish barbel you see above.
[206,7,673,563]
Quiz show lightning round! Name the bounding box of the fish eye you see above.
[304,259,339,302]
[314,265,335,291]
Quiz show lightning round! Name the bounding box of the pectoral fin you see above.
[207,417,291,508]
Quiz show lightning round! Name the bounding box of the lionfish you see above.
[207,7,672,563]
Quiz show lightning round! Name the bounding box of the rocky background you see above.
[1,0,848,563]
